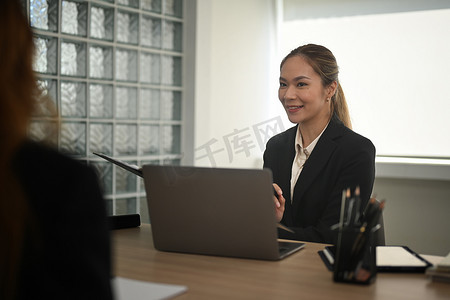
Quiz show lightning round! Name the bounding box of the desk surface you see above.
[113,224,450,300]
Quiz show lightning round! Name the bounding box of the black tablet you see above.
[376,245,432,272]
[319,245,432,273]
[93,152,143,177]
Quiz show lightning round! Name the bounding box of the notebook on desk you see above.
[142,165,305,261]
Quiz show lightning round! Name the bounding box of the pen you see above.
[273,187,280,199]
[353,186,361,225]
[277,222,295,233]
[344,188,353,227]
[272,187,294,234]
[350,199,385,261]
[273,186,283,209]
[337,189,347,231]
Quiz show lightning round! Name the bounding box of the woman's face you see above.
[278,56,332,126]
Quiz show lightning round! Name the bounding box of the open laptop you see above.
[141,165,305,260]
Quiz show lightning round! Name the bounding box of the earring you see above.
[326,97,330,102]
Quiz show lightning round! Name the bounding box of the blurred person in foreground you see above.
[0,1,113,299]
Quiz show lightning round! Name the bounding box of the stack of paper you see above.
[426,252,450,283]
[113,277,187,300]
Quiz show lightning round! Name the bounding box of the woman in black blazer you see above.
[264,44,375,244]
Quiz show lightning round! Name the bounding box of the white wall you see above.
[195,0,286,169]
[374,178,450,256]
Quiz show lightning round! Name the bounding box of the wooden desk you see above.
[113,224,450,299]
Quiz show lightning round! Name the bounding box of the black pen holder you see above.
[333,227,376,284]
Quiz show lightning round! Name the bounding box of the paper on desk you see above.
[376,247,428,267]
[113,277,187,300]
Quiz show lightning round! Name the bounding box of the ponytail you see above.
[331,83,352,129]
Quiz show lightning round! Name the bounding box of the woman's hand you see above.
[272,183,285,222]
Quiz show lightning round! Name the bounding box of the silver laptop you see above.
[142,165,305,260]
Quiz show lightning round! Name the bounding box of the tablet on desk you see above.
[376,246,432,272]
[93,152,143,177]
[319,245,432,272]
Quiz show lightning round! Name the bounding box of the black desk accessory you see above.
[332,187,384,284]
[108,214,141,230]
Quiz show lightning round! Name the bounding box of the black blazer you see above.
[263,115,375,244]
[13,141,113,299]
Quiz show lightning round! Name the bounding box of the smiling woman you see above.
[279,56,334,130]
[263,44,376,244]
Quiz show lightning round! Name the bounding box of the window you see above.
[27,0,189,222]
[280,0,450,160]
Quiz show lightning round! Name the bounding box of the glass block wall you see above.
[26,0,185,223]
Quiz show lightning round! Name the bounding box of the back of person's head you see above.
[0,1,38,299]
[0,0,37,146]
[280,44,352,129]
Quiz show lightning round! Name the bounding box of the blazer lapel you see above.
[283,125,297,186]
[291,117,343,212]
[278,126,297,225]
